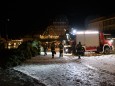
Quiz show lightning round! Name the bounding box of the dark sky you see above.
[0,1,115,39]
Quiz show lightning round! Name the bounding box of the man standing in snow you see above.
[51,42,56,58]
[76,42,83,59]
[59,41,64,58]
[43,43,48,56]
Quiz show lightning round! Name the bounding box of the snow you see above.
[0,68,46,86]
[12,52,115,86]
[83,54,115,74]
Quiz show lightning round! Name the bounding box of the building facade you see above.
[40,15,70,41]
[39,15,70,48]
[88,16,115,34]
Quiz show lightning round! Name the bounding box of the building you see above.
[39,15,70,48]
[52,15,69,36]
[7,39,23,49]
[40,15,70,41]
[87,16,115,34]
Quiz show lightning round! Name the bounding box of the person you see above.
[51,42,56,58]
[59,42,64,58]
[43,43,48,56]
[76,42,83,59]
[71,41,76,55]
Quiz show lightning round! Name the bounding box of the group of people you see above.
[42,41,83,59]
[42,42,64,58]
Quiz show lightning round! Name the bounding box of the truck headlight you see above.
[110,39,113,43]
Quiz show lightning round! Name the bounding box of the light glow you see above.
[110,39,114,43]
[85,31,99,34]
[65,49,68,52]
[76,31,99,34]
[72,29,77,35]
[76,31,84,34]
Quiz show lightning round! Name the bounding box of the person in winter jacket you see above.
[59,42,64,58]
[43,43,48,56]
[51,42,56,58]
[76,42,83,59]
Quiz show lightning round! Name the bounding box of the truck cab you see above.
[99,33,114,54]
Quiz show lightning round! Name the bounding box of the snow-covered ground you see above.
[0,68,46,86]
[12,52,115,86]
[82,54,115,74]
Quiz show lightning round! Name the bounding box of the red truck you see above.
[75,30,114,54]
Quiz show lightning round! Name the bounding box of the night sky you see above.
[0,1,115,39]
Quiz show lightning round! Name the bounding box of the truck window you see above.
[104,34,112,40]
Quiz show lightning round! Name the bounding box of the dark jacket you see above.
[51,43,55,51]
[76,42,83,52]
[59,43,64,52]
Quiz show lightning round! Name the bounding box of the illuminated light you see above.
[76,31,84,34]
[11,39,23,42]
[65,49,68,52]
[110,39,113,43]
[14,43,16,46]
[8,43,11,45]
[14,45,16,48]
[76,31,99,34]
[85,31,99,34]
[8,46,11,49]
[40,35,59,39]
[66,33,69,35]
[72,29,77,35]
